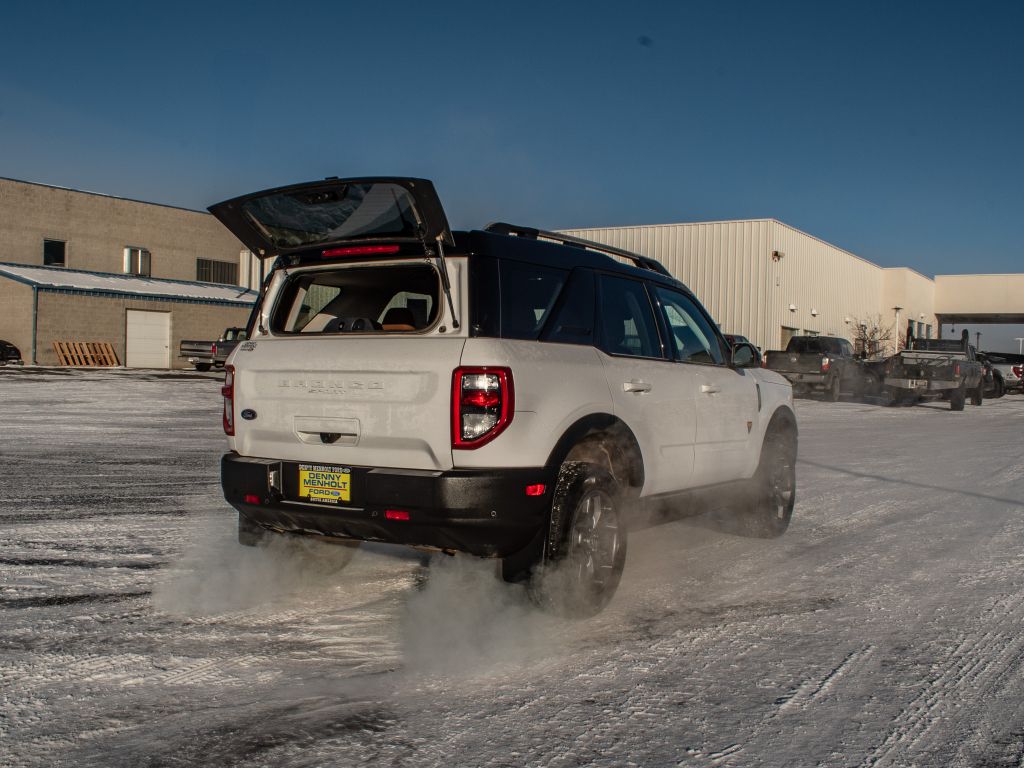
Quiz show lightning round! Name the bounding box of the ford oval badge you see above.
[240,409,257,420]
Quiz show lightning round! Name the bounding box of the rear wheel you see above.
[950,386,966,411]
[734,427,796,538]
[530,462,627,618]
[826,375,841,402]
[971,384,984,406]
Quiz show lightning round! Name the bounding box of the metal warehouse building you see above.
[0,177,258,367]
[560,219,996,353]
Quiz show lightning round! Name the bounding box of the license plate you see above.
[910,379,926,388]
[297,464,351,505]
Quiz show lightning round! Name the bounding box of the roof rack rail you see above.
[484,222,673,277]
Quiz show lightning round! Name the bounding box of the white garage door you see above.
[125,310,171,368]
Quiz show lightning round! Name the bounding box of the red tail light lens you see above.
[452,367,514,449]
[821,356,831,373]
[385,509,411,521]
[954,362,961,376]
[1013,365,1023,379]
[222,365,235,435]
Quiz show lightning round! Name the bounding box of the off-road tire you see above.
[826,374,841,402]
[529,462,627,618]
[734,427,797,538]
[950,386,966,411]
[971,384,984,406]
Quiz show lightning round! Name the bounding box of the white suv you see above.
[210,177,797,616]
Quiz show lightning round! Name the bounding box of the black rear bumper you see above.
[221,453,554,557]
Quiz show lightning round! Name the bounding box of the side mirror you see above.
[731,342,760,369]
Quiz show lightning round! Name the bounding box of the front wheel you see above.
[530,462,627,618]
[734,428,797,538]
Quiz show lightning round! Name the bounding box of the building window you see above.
[43,239,66,267]
[926,324,933,339]
[196,258,238,285]
[124,247,152,277]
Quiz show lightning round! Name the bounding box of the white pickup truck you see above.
[209,177,797,616]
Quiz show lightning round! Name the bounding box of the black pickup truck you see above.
[863,336,984,410]
[763,335,863,401]
[178,327,247,371]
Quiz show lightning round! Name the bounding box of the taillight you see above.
[954,362,961,376]
[211,343,217,356]
[322,244,400,258]
[222,365,235,435]
[1013,365,1023,379]
[821,356,831,373]
[452,367,514,449]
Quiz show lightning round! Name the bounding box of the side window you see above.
[500,261,567,340]
[541,268,595,346]
[598,275,662,358]
[653,287,725,365]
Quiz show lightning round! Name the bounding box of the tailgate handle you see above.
[294,417,360,446]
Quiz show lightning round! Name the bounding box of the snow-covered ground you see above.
[1,368,1022,768]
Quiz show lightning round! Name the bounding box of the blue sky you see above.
[1,1,1022,346]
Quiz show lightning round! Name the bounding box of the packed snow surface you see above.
[1,368,1022,767]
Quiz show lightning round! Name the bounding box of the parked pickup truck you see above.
[763,335,862,401]
[864,336,984,410]
[178,327,247,371]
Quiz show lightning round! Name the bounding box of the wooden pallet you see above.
[52,341,120,367]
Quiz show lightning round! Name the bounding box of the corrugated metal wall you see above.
[559,220,886,352]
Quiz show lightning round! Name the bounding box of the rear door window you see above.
[272,263,438,333]
[597,275,663,358]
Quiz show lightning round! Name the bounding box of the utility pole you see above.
[975,331,982,350]
[892,307,902,353]
[1016,337,1024,355]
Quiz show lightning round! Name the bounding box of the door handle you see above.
[701,384,720,394]
[623,380,652,393]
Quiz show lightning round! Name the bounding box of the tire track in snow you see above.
[861,589,1024,768]
[775,645,876,713]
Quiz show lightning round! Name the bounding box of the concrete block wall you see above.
[0,178,245,283]
[33,291,251,368]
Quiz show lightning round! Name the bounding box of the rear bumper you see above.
[221,453,554,557]
[779,371,827,387]
[886,377,958,391]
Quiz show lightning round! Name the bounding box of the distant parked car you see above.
[980,351,1024,395]
[0,340,24,365]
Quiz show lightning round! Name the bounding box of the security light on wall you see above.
[844,317,851,324]
[811,308,818,317]
[772,250,785,261]
[789,304,797,312]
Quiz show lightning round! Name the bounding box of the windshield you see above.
[241,182,421,249]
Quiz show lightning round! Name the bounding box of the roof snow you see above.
[0,262,258,305]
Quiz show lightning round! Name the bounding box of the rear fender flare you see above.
[544,414,644,494]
